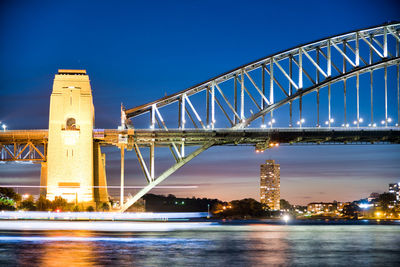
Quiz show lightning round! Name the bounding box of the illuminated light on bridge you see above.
[1,23,400,212]
[296,118,306,126]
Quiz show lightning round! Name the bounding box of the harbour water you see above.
[0,223,399,266]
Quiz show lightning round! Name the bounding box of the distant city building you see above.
[307,202,335,214]
[336,202,350,212]
[368,192,380,202]
[260,160,280,210]
[389,183,400,202]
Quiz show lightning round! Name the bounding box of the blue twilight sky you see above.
[0,0,399,205]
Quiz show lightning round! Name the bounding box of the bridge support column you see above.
[120,144,125,206]
[40,162,47,196]
[93,142,109,205]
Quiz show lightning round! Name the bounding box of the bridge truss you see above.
[118,22,400,211]
[0,130,47,162]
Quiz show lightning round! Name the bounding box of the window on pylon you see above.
[66,118,76,130]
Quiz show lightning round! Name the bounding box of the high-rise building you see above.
[389,183,400,202]
[260,160,280,210]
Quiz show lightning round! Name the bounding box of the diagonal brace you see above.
[133,143,152,183]
[330,41,357,67]
[302,48,329,77]
[359,33,384,58]
[244,70,270,105]
[120,141,215,212]
[273,58,299,90]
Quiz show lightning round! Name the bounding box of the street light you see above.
[325,118,334,126]
[2,124,6,132]
[282,214,290,223]
[268,118,276,127]
[382,117,393,126]
[296,118,305,127]
[353,118,363,125]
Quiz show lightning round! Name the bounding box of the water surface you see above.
[0,224,399,266]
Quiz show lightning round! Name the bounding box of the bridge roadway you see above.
[0,128,399,148]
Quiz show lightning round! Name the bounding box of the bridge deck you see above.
[0,128,399,147]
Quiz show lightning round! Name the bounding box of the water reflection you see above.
[38,231,98,267]
[0,225,399,266]
[247,225,289,265]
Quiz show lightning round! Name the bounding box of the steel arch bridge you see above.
[117,22,400,211]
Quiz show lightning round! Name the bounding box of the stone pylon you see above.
[44,69,108,207]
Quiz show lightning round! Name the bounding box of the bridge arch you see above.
[123,23,400,211]
[124,22,400,130]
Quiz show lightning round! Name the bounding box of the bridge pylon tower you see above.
[45,69,108,207]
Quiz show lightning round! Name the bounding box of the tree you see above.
[36,195,52,211]
[342,203,360,219]
[52,196,68,211]
[108,197,114,207]
[0,197,16,210]
[167,194,176,199]
[20,195,36,211]
[0,187,21,202]
[221,198,265,218]
[280,199,292,211]
[378,193,396,211]
[0,187,21,210]
[101,202,109,211]
[86,206,95,212]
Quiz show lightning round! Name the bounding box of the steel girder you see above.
[100,128,400,147]
[0,142,47,162]
[0,130,48,162]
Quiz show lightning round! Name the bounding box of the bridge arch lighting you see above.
[124,22,400,133]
